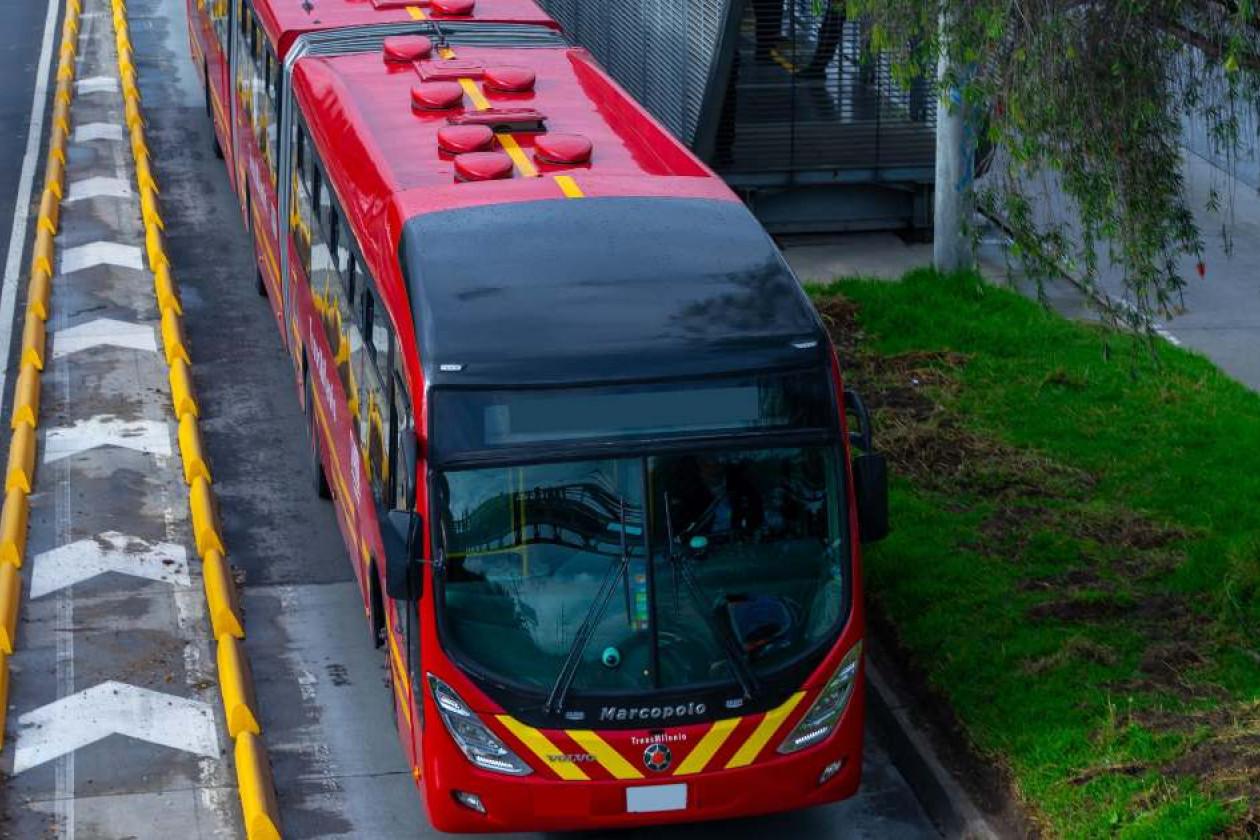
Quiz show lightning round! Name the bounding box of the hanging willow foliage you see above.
[822,0,1259,329]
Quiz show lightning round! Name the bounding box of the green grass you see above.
[808,269,1260,838]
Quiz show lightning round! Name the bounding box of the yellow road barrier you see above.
[112,1,280,831]
[5,424,35,495]
[12,364,41,430]
[0,489,29,568]
[236,731,282,840]
[203,548,244,640]
[27,267,51,321]
[0,563,18,653]
[217,635,261,738]
[21,312,46,371]
[169,357,199,419]
[178,413,212,484]
[189,475,223,557]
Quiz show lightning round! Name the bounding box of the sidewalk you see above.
[784,152,1260,389]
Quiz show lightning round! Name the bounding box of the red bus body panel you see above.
[187,0,869,830]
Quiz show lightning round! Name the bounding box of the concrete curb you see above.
[110,2,282,836]
[866,660,1001,839]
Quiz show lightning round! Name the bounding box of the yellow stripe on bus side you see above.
[554,175,584,198]
[568,730,644,780]
[496,716,591,781]
[673,717,740,776]
[406,6,426,19]
[724,692,806,769]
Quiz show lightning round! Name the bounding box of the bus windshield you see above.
[436,445,848,701]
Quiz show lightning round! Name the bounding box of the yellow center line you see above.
[554,174,584,199]
[438,46,539,178]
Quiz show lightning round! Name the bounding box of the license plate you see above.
[626,783,687,813]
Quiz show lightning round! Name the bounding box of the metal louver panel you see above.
[539,0,732,148]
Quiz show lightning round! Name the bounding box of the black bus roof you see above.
[400,197,828,387]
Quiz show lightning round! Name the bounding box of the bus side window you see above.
[235,4,252,121]
[290,126,313,273]
[390,360,412,512]
[359,285,391,500]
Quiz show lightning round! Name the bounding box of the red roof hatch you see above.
[432,0,476,16]
[411,82,465,111]
[418,59,487,81]
[535,133,593,165]
[383,36,433,63]
[484,66,536,93]
[454,152,514,182]
[437,125,495,155]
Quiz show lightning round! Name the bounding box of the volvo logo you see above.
[643,743,672,772]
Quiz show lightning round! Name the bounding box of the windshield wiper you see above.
[544,496,631,716]
[663,494,759,701]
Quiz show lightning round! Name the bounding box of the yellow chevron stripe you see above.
[724,692,806,769]
[554,175,584,198]
[496,716,590,781]
[568,730,644,780]
[674,717,740,775]
[406,6,426,19]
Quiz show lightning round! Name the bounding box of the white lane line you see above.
[66,176,133,202]
[53,317,158,358]
[72,122,124,143]
[31,532,190,598]
[12,681,220,773]
[59,241,144,273]
[43,415,173,463]
[75,76,119,95]
[0,0,61,425]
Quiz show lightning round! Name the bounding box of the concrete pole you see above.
[934,11,973,273]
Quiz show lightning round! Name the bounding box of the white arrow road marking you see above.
[30,533,189,599]
[60,242,144,274]
[53,318,158,359]
[67,177,133,203]
[13,681,220,774]
[43,416,172,463]
[75,76,119,95]
[72,123,124,143]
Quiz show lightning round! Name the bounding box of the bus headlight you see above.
[777,640,862,754]
[428,675,533,776]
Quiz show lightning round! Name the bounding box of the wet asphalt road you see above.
[0,0,942,836]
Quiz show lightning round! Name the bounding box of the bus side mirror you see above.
[853,452,889,543]
[384,509,423,601]
[845,389,890,543]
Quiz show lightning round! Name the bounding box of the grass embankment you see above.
[809,270,1260,838]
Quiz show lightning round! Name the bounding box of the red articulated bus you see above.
[187,0,890,832]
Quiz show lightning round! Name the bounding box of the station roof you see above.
[256,0,558,52]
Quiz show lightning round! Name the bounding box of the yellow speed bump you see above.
[27,268,51,322]
[0,489,30,568]
[154,265,182,315]
[11,365,41,430]
[20,312,46,371]
[169,357,199,419]
[203,548,244,640]
[217,635,261,737]
[178,413,211,485]
[0,563,18,654]
[5,424,36,494]
[190,476,224,557]
[235,731,282,840]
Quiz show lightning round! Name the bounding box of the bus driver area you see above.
[0,0,941,836]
